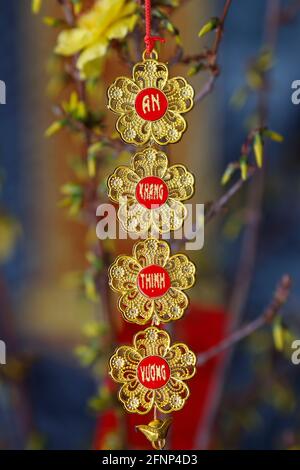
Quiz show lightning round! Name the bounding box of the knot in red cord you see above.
[144,35,166,55]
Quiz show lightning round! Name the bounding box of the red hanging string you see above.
[144,0,165,55]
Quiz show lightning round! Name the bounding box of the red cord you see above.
[144,0,165,55]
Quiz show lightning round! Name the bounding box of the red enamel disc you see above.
[137,264,171,298]
[137,355,171,390]
[135,87,168,121]
[136,176,169,209]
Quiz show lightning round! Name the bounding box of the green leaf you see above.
[230,87,249,109]
[87,142,104,178]
[272,317,284,351]
[87,154,96,178]
[239,155,248,181]
[88,387,112,412]
[68,196,82,216]
[61,183,83,197]
[32,0,42,14]
[256,47,274,72]
[71,0,83,15]
[75,345,98,366]
[221,163,237,186]
[198,17,220,38]
[246,69,263,90]
[86,251,104,271]
[253,133,264,168]
[45,120,66,138]
[263,129,284,143]
[84,271,99,302]
[188,63,206,77]
[83,321,108,338]
[43,17,65,28]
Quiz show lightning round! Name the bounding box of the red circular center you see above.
[137,355,171,390]
[137,265,171,298]
[136,176,169,209]
[135,87,168,121]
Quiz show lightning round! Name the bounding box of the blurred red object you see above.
[93,304,227,450]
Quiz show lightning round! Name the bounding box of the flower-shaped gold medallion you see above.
[107,147,194,234]
[107,51,194,146]
[109,326,196,414]
[109,238,196,325]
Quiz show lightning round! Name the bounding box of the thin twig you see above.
[197,275,292,367]
[194,0,232,104]
[280,0,300,24]
[205,167,256,224]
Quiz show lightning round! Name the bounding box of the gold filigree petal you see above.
[166,254,196,290]
[109,256,140,293]
[134,327,171,358]
[107,76,139,114]
[154,287,188,323]
[152,199,187,233]
[151,111,187,145]
[116,110,151,145]
[109,346,142,383]
[107,166,140,203]
[133,59,169,90]
[132,148,168,179]
[118,200,151,234]
[155,377,190,413]
[119,289,154,325]
[164,165,195,201]
[165,344,196,381]
[120,380,155,414]
[133,238,170,267]
[163,77,194,114]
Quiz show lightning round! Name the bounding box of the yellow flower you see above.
[32,0,42,14]
[0,215,22,264]
[107,147,195,234]
[108,53,194,145]
[109,238,196,325]
[55,0,138,78]
[109,327,196,414]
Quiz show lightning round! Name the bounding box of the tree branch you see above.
[197,275,292,367]
[205,167,256,224]
[195,0,232,104]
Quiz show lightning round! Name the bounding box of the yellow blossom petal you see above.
[79,58,104,80]
[76,39,108,74]
[106,14,138,41]
[80,0,126,34]
[55,29,94,56]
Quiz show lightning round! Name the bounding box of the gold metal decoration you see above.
[109,326,196,415]
[136,418,172,450]
[106,15,197,446]
[109,238,196,325]
[107,50,194,146]
[107,147,195,234]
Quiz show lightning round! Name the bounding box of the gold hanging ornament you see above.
[109,327,196,414]
[109,238,196,326]
[107,147,195,234]
[107,50,194,146]
[106,0,197,449]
